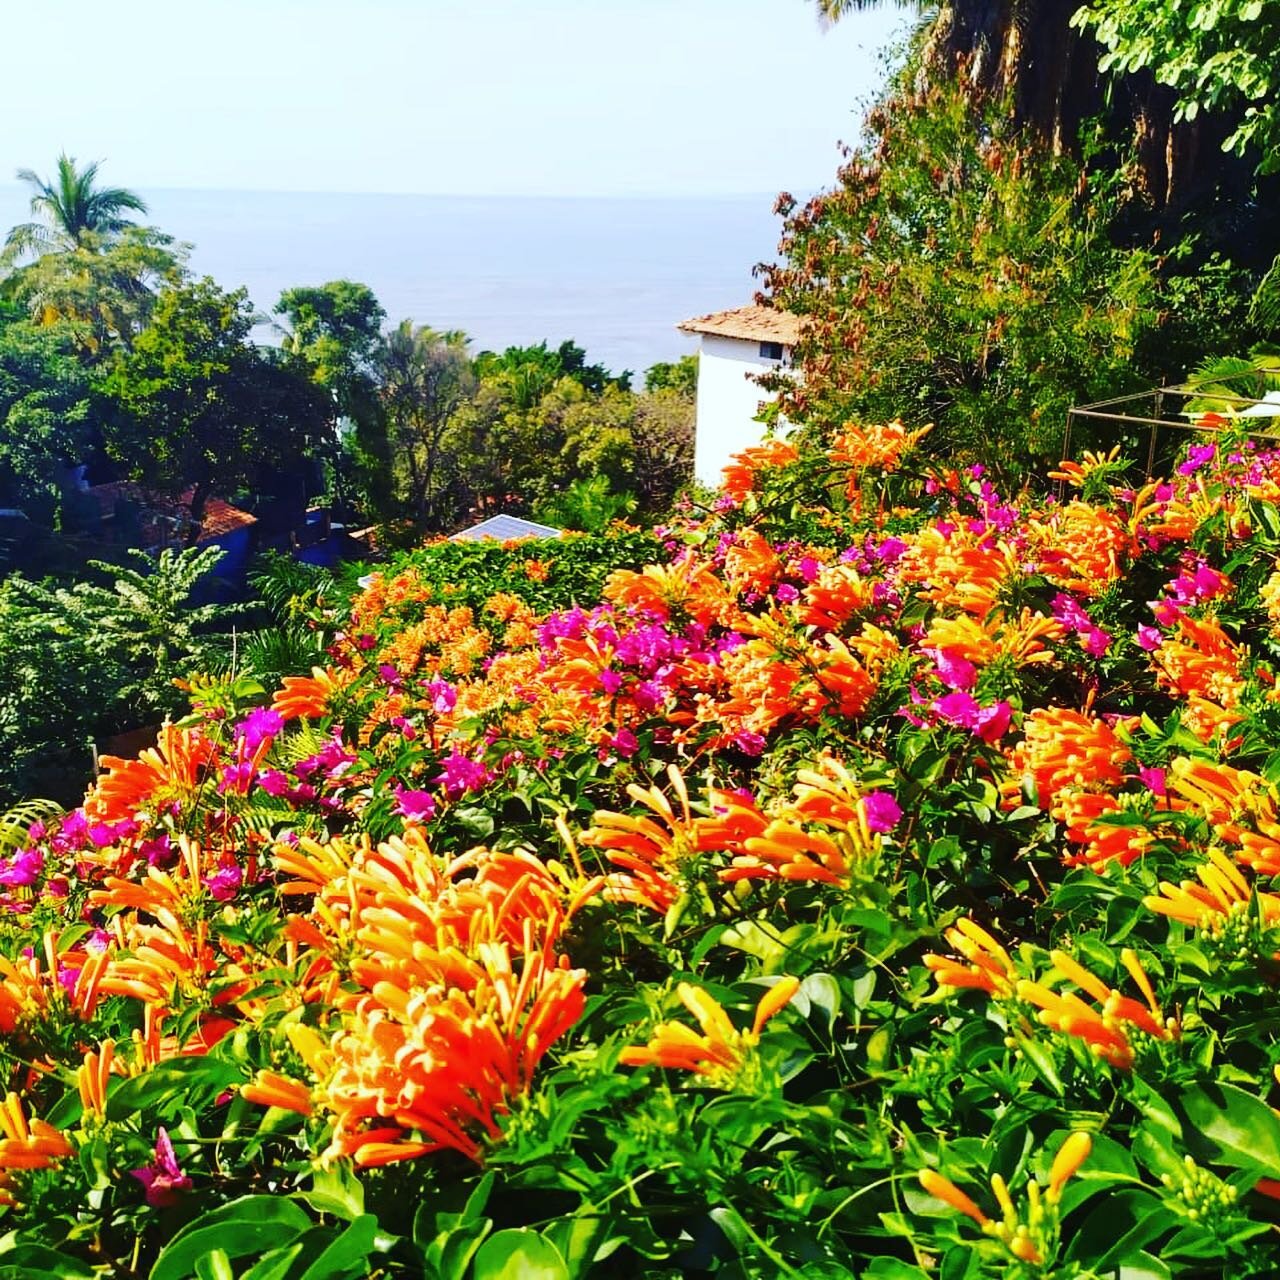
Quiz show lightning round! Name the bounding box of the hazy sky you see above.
[1,0,906,197]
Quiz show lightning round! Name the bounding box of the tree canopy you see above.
[102,279,327,528]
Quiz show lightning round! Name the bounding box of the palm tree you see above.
[5,153,147,262]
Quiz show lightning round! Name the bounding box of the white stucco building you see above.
[677,304,802,488]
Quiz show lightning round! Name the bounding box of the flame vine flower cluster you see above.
[2,425,1280,1274]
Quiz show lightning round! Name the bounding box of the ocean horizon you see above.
[0,185,792,376]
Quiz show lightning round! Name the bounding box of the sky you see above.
[0,0,908,198]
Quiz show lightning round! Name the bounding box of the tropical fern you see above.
[0,800,62,858]
[238,624,327,687]
[249,551,337,622]
[273,722,334,770]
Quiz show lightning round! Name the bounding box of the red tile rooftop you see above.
[677,304,803,346]
[87,483,257,544]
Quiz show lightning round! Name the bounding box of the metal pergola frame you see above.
[1064,378,1280,479]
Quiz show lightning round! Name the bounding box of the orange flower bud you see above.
[918,1168,990,1226]
[1047,1131,1092,1199]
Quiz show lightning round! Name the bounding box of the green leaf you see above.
[1117,1253,1173,1280]
[1179,1082,1280,1175]
[298,1216,380,1280]
[150,1197,312,1280]
[799,973,842,1030]
[193,1252,234,1280]
[108,1056,244,1123]
[239,1248,307,1280]
[1065,1189,1176,1270]
[299,1164,365,1221]
[472,1229,569,1280]
[0,1245,94,1279]
[861,1260,929,1280]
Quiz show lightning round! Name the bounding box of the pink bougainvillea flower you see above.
[862,792,903,833]
[234,706,283,753]
[1178,444,1215,476]
[203,864,243,903]
[929,648,977,692]
[0,848,43,888]
[131,1128,192,1208]
[394,787,437,822]
[934,691,980,728]
[434,753,491,799]
[973,700,1013,744]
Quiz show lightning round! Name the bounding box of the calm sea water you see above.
[0,186,788,376]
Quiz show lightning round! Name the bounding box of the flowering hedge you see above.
[2,421,1280,1276]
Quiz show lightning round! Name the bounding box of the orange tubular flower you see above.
[241,1071,314,1116]
[84,722,217,824]
[830,420,932,485]
[721,757,890,887]
[1017,948,1176,1070]
[800,564,875,632]
[76,1041,116,1121]
[582,766,707,913]
[918,1168,990,1226]
[720,438,799,503]
[1166,757,1257,825]
[813,636,879,718]
[919,1132,1091,1265]
[723,530,783,594]
[620,977,800,1084]
[281,830,591,1166]
[924,917,1019,997]
[0,1092,72,1173]
[325,939,586,1165]
[1047,1131,1093,1199]
[1047,447,1122,490]
[1145,848,1280,932]
[1032,500,1129,597]
[1056,792,1153,871]
[899,527,1015,619]
[926,610,1065,671]
[272,665,352,722]
[603,559,732,629]
[1152,616,1245,741]
[1010,707,1131,811]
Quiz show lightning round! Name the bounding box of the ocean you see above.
[0,186,789,377]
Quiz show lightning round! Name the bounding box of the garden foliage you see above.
[4,423,1280,1275]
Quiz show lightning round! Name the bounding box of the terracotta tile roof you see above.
[677,304,803,346]
[87,483,257,545]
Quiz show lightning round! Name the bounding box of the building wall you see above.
[692,333,787,487]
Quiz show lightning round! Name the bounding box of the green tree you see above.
[643,353,698,398]
[2,157,185,354]
[761,60,1263,473]
[1073,0,1280,173]
[0,305,93,524]
[275,281,388,516]
[275,280,385,400]
[377,320,475,529]
[533,474,637,532]
[2,228,187,353]
[4,154,147,260]
[102,279,327,530]
[0,546,233,803]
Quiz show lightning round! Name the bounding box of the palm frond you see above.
[1183,351,1280,414]
[0,800,63,859]
[1248,252,1280,337]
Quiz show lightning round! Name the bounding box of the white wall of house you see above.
[693,333,789,487]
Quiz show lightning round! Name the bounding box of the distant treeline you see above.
[0,155,698,578]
